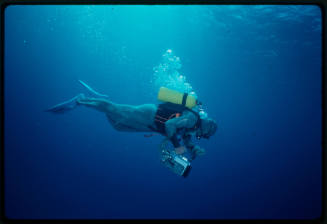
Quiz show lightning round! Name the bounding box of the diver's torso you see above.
[106,102,198,134]
[153,103,199,135]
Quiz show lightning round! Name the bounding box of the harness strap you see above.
[154,118,166,124]
[185,108,201,130]
[182,93,188,106]
[155,113,181,123]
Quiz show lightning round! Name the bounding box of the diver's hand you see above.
[175,146,186,155]
[191,145,206,160]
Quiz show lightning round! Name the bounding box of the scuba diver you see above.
[46,80,217,176]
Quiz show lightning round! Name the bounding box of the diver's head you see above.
[196,118,217,139]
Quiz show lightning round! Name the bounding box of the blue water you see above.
[4,5,322,219]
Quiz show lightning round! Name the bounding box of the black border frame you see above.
[0,0,325,223]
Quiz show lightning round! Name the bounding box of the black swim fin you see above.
[45,94,84,113]
[78,80,108,98]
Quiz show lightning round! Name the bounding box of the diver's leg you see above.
[77,97,157,132]
[77,97,136,131]
[76,97,115,113]
[45,93,85,113]
[107,104,157,132]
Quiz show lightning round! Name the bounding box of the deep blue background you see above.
[4,5,322,219]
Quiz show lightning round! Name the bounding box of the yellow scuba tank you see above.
[157,87,197,109]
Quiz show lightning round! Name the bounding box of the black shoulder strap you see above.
[184,108,201,130]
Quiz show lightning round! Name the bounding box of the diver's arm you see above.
[171,135,188,155]
[170,134,181,148]
[77,97,114,113]
[165,111,197,139]
[165,111,197,154]
[182,134,196,150]
[183,134,206,160]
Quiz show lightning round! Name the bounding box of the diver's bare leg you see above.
[77,97,116,113]
[77,97,139,131]
[77,97,156,132]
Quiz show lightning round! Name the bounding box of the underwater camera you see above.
[159,139,192,178]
